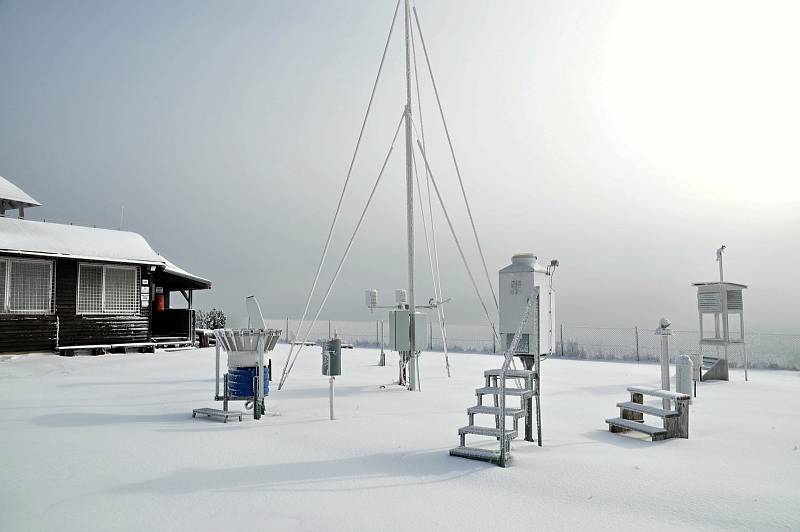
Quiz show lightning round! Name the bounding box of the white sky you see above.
[1,0,798,331]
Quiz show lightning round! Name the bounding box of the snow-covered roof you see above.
[692,281,748,289]
[0,217,211,288]
[0,175,41,208]
[161,256,212,287]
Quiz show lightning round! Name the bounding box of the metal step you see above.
[484,368,537,379]
[449,446,508,466]
[468,405,525,418]
[617,401,678,418]
[459,425,518,439]
[476,386,533,398]
[605,417,667,440]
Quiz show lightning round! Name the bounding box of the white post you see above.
[329,376,335,420]
[215,343,220,399]
[742,313,749,382]
[379,320,386,366]
[404,0,418,391]
[257,335,265,420]
[656,318,672,409]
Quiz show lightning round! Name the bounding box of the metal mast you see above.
[404,0,418,391]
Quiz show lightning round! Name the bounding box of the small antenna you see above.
[716,244,726,282]
[119,206,125,230]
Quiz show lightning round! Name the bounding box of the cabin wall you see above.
[0,254,58,352]
[0,315,57,352]
[0,255,152,353]
[55,259,151,347]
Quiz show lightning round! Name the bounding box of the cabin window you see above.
[0,258,54,314]
[77,264,139,315]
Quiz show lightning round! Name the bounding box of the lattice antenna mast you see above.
[403,0,419,391]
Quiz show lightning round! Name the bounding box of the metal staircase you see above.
[449,292,541,467]
[605,386,690,441]
[700,355,729,381]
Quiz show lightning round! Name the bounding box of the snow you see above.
[1,347,798,531]
[0,175,40,207]
[0,217,163,265]
[0,217,210,285]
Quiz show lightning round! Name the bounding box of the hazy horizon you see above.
[1,0,798,332]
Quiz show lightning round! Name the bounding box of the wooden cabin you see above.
[0,176,211,354]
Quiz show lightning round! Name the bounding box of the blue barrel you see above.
[227,366,270,397]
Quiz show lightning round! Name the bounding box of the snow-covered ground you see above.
[1,346,798,531]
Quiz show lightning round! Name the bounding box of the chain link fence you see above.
[557,325,800,370]
[267,317,800,371]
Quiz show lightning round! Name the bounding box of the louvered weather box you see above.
[322,338,342,376]
[693,282,747,381]
[499,253,544,367]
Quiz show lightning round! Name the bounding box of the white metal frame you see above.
[0,257,54,314]
[77,262,140,315]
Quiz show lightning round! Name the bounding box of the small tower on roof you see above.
[0,175,41,219]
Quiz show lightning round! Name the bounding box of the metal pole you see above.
[548,286,554,357]
[404,0,418,391]
[635,326,640,363]
[742,313,749,381]
[379,320,386,366]
[560,324,564,357]
[286,317,289,343]
[328,319,331,339]
[215,343,220,399]
[329,376,335,420]
[429,320,433,350]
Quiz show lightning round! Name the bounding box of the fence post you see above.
[560,324,564,357]
[492,331,496,354]
[635,326,640,363]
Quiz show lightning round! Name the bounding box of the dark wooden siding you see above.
[55,259,150,346]
[0,255,152,353]
[0,315,57,352]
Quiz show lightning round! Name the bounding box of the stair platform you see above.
[627,386,690,401]
[449,446,507,466]
[476,386,533,398]
[605,417,667,440]
[617,401,679,418]
[468,405,525,418]
[459,425,517,439]
[192,408,243,423]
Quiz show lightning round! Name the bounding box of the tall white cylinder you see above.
[676,355,693,403]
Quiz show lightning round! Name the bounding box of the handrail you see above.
[498,290,537,464]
